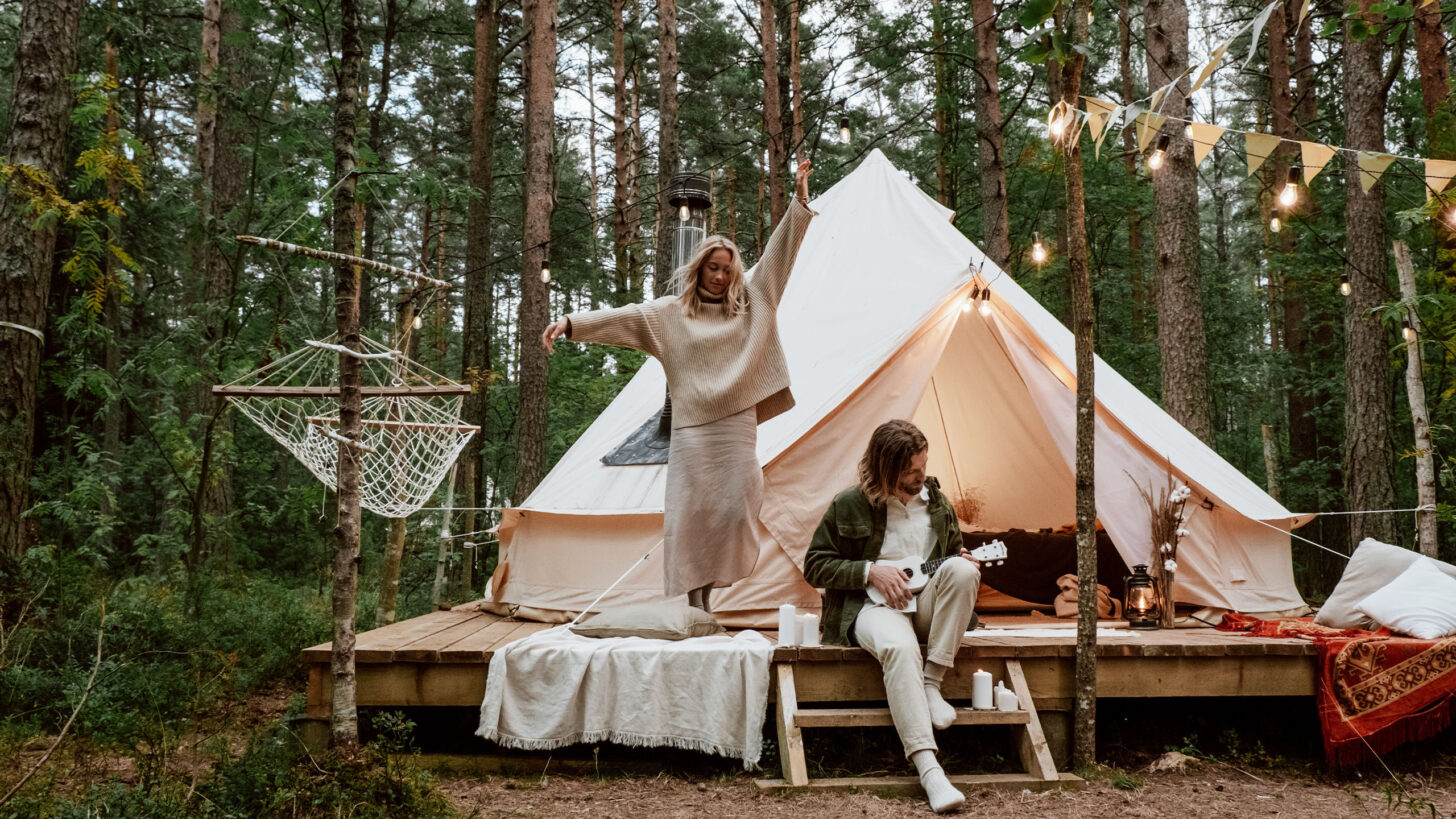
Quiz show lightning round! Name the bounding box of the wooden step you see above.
[794,707,1030,728]
[756,772,1084,794]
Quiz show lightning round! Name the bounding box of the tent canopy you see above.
[486,150,1306,627]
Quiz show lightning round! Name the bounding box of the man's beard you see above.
[898,476,925,496]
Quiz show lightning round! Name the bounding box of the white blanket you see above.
[476,626,775,768]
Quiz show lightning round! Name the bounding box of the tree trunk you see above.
[653,0,679,298]
[1342,0,1397,547]
[1393,241,1437,557]
[513,0,557,502]
[611,0,640,303]
[189,0,246,575]
[1118,0,1144,340]
[1058,0,1097,770]
[1145,0,1212,445]
[102,24,123,538]
[329,0,365,751]
[972,0,1009,268]
[760,0,787,225]
[1412,3,1456,287]
[788,0,804,166]
[361,0,399,334]
[0,0,82,564]
[932,0,949,206]
[461,0,501,575]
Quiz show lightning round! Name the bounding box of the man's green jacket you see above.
[802,476,965,647]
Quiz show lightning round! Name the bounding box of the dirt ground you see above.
[438,762,1456,819]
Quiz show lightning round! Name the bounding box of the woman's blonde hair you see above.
[857,420,929,506]
[674,235,747,318]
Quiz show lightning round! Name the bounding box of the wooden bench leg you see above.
[774,663,809,786]
[1004,659,1059,781]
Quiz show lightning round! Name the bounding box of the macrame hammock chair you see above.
[216,236,476,519]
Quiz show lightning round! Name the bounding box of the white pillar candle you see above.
[778,604,799,646]
[799,613,821,647]
[996,683,1019,712]
[972,669,994,710]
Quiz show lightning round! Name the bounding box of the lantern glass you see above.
[1125,564,1161,630]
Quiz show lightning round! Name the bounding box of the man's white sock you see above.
[911,750,965,814]
[922,662,957,730]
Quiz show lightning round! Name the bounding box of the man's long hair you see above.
[857,420,928,506]
[672,235,747,318]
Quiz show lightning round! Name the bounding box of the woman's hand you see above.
[795,159,812,205]
[541,316,570,353]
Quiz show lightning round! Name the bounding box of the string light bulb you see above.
[1403,320,1416,342]
[1268,215,1281,233]
[1148,134,1169,171]
[412,314,423,330]
[1030,232,1048,265]
[963,285,979,314]
[839,115,851,144]
[978,287,992,316]
[678,203,690,221]
[1184,123,1193,139]
[1339,273,1351,297]
[1049,111,1067,140]
[540,258,551,284]
[1279,166,1300,208]
[1086,8,1094,25]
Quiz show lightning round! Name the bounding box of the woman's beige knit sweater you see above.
[566,198,815,429]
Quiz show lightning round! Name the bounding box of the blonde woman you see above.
[542,160,815,612]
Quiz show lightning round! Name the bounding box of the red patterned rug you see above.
[1217,614,1456,766]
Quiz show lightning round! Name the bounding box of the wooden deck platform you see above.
[302,607,1318,718]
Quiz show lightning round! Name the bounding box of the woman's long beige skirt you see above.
[663,406,762,597]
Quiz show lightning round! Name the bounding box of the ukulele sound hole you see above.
[901,569,913,579]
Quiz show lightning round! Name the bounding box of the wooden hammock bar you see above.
[214,384,471,398]
[237,235,451,289]
[305,415,481,433]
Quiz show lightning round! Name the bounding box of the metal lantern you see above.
[1125,564,1161,630]
[667,172,712,276]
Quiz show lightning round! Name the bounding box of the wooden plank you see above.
[775,664,810,787]
[300,610,479,663]
[793,707,1029,728]
[396,615,517,663]
[306,663,329,719]
[1005,659,1060,781]
[755,772,1084,794]
[442,619,548,663]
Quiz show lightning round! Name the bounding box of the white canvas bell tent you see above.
[480,149,1309,627]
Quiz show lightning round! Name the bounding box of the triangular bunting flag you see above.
[1245,132,1281,176]
[1190,122,1225,167]
[1242,2,1281,69]
[1150,82,1173,113]
[1083,97,1119,158]
[1426,159,1456,200]
[1136,112,1167,153]
[1190,40,1231,94]
[1300,141,1337,184]
[1356,151,1395,193]
[1299,0,1314,25]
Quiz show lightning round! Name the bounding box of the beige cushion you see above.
[568,601,726,640]
[1315,538,1456,630]
[1354,558,1456,639]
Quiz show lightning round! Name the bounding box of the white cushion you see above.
[1315,538,1456,630]
[1354,558,1456,640]
[568,601,725,640]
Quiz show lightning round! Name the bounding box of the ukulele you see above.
[865,539,1008,610]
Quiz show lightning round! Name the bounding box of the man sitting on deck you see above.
[803,419,981,814]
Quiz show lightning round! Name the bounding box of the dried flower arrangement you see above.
[953,490,984,528]
[1133,473,1192,629]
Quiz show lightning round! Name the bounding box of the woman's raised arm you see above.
[749,160,816,306]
